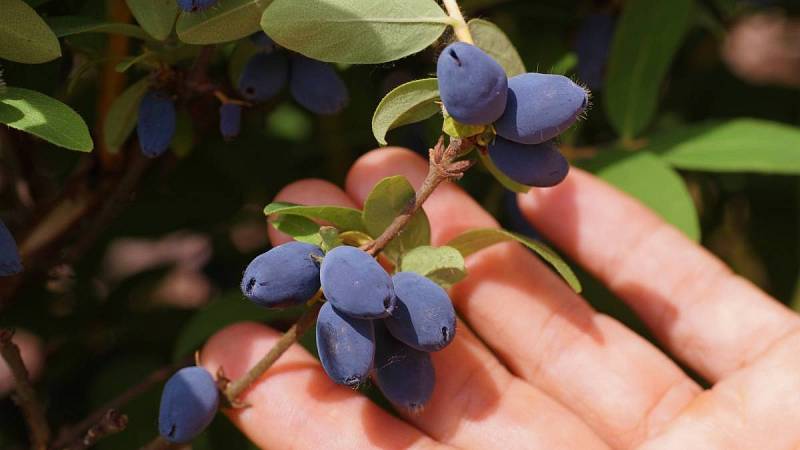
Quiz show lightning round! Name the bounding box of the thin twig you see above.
[61,410,128,450]
[442,0,474,44]
[0,329,51,450]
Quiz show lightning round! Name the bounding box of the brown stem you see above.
[60,410,128,450]
[0,329,51,450]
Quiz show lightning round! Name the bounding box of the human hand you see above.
[200,148,800,450]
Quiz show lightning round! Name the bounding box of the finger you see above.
[268,178,358,246]
[272,160,609,449]
[518,169,800,382]
[201,322,448,450]
[639,329,800,450]
[346,148,699,449]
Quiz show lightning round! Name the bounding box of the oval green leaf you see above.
[271,215,324,246]
[176,0,272,44]
[372,78,440,145]
[0,87,92,152]
[400,245,466,289]
[103,77,150,153]
[47,15,151,40]
[447,228,582,293]
[126,0,179,41]
[468,18,525,77]
[605,0,693,139]
[261,0,450,64]
[264,202,366,232]
[0,0,61,63]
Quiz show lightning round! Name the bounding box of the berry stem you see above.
[442,0,474,44]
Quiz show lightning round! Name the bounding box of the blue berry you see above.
[575,13,616,90]
[158,367,219,444]
[374,323,435,413]
[503,190,540,239]
[316,301,375,387]
[137,91,176,158]
[289,54,349,115]
[488,137,569,187]
[241,242,324,308]
[249,32,276,52]
[0,220,22,276]
[237,52,289,103]
[436,42,508,125]
[494,73,588,145]
[219,103,242,140]
[385,272,456,352]
[319,246,395,319]
[177,0,217,12]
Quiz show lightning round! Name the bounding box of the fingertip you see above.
[345,147,428,205]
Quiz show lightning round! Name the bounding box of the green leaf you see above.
[103,77,150,153]
[261,0,450,64]
[115,52,154,73]
[0,87,93,152]
[550,51,578,75]
[0,0,61,63]
[264,202,366,232]
[126,0,178,41]
[581,150,700,240]
[47,15,151,40]
[443,115,485,139]
[362,176,431,262]
[271,215,323,246]
[646,119,800,175]
[372,78,440,146]
[176,0,272,44]
[173,292,304,361]
[605,0,694,138]
[448,228,582,293]
[319,226,343,251]
[400,245,466,289]
[476,146,531,193]
[468,18,525,77]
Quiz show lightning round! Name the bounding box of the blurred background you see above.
[0,0,799,448]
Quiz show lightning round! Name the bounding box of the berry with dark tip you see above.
[319,246,395,319]
[289,54,349,115]
[385,272,456,352]
[176,0,216,12]
[219,103,242,140]
[436,42,508,125]
[137,91,176,158]
[158,366,219,444]
[237,52,289,103]
[249,32,276,52]
[575,13,616,90]
[0,220,22,276]
[373,322,435,413]
[316,301,375,387]
[241,242,324,308]
[494,73,588,145]
[488,137,569,187]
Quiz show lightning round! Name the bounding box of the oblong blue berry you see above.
[237,52,289,103]
[249,32,276,52]
[219,103,242,140]
[494,73,588,144]
[0,220,22,276]
[436,42,508,125]
[316,301,375,387]
[158,366,219,444]
[241,242,324,308]
[137,91,176,158]
[320,246,395,319]
[177,0,216,12]
[488,137,569,187]
[289,54,349,115]
[575,13,616,90]
[385,272,456,352]
[374,323,435,413]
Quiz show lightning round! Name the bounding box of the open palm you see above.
[201,148,800,450]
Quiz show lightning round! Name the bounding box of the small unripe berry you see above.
[219,103,242,140]
[137,91,176,158]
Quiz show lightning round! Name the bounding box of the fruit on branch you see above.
[373,322,435,413]
[289,54,349,115]
[488,137,569,187]
[0,220,22,276]
[241,242,324,308]
[385,272,456,352]
[158,366,219,444]
[137,91,176,158]
[250,32,276,52]
[238,52,289,103]
[494,73,588,145]
[320,246,395,319]
[219,103,242,140]
[437,42,508,125]
[316,301,376,387]
[575,12,616,90]
[176,0,217,13]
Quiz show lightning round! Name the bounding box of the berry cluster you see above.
[241,242,457,411]
[437,42,589,187]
